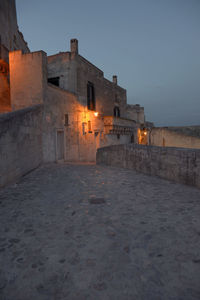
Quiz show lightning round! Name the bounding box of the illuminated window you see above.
[87,82,95,110]
[48,77,60,87]
[88,120,92,132]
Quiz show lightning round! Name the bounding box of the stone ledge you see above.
[97,144,200,189]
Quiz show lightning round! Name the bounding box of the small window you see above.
[131,134,135,143]
[48,77,60,87]
[64,114,68,126]
[114,106,120,117]
[82,122,86,135]
[87,82,95,111]
[88,120,92,132]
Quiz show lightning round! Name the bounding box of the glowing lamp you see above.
[94,112,99,117]
[144,131,147,136]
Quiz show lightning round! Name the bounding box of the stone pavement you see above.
[0,163,200,300]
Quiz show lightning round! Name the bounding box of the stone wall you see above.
[44,85,132,163]
[9,50,47,111]
[0,59,10,113]
[126,104,145,124]
[0,0,29,54]
[0,0,30,113]
[97,144,200,188]
[76,55,127,118]
[47,52,76,93]
[43,85,89,162]
[47,41,127,118]
[150,127,200,149]
[0,105,43,188]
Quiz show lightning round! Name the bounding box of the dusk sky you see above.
[16,0,200,126]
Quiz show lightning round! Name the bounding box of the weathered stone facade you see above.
[0,59,10,112]
[47,40,127,118]
[7,37,144,163]
[44,39,140,162]
[0,0,29,113]
[0,0,147,185]
[0,0,29,54]
[9,50,47,111]
[126,104,145,124]
[0,105,43,187]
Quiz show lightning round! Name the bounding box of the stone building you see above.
[9,40,144,162]
[0,0,29,113]
[0,0,146,172]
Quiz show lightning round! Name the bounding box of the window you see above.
[48,77,60,87]
[87,82,95,110]
[114,106,120,117]
[88,120,92,133]
[131,134,135,143]
[64,114,68,126]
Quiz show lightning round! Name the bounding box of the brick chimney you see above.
[70,39,78,55]
[113,75,117,85]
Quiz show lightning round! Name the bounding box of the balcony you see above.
[103,116,136,135]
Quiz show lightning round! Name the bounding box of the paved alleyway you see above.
[0,163,200,300]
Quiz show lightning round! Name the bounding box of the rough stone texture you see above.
[9,50,47,111]
[126,104,145,124]
[6,45,137,165]
[166,126,200,138]
[150,127,200,149]
[0,163,200,300]
[43,85,134,163]
[47,42,128,119]
[0,0,29,55]
[76,55,127,118]
[43,42,139,163]
[0,0,29,113]
[0,105,43,187]
[0,59,11,113]
[97,144,200,189]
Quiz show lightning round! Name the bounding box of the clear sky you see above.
[16,0,200,126]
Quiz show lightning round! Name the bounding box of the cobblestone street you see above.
[0,163,200,300]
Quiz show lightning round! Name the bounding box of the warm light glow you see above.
[138,128,148,145]
[94,112,99,117]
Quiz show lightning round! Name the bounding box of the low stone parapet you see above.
[0,104,43,188]
[97,144,200,189]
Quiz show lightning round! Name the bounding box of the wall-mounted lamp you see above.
[94,112,99,117]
